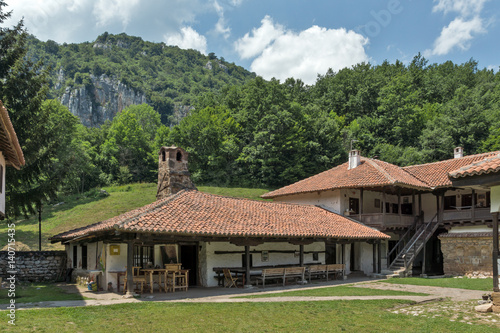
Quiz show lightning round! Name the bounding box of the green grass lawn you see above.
[0,283,89,304]
[0,183,269,251]
[381,277,494,291]
[3,300,498,332]
[240,285,429,298]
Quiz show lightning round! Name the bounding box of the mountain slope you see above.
[27,33,256,126]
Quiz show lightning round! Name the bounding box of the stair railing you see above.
[386,212,421,266]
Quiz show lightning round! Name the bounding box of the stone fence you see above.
[0,251,67,282]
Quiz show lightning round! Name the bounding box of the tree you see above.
[0,2,61,217]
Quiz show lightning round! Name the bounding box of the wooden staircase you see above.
[383,213,439,276]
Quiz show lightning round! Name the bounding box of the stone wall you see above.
[439,232,493,276]
[0,251,67,282]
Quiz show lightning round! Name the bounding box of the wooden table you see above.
[213,268,261,286]
[170,269,189,292]
[142,269,167,294]
[108,270,126,292]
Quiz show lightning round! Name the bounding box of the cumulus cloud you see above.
[165,26,208,54]
[4,0,205,43]
[427,16,485,56]
[427,0,491,56]
[235,16,285,59]
[432,0,489,16]
[235,17,369,85]
[213,0,231,39]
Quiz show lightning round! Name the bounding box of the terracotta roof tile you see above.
[449,155,500,178]
[50,190,389,242]
[262,158,429,199]
[403,152,500,188]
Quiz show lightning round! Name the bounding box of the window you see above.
[374,199,380,209]
[134,245,154,268]
[461,193,476,209]
[176,151,182,161]
[161,150,166,162]
[81,245,87,270]
[392,203,398,214]
[73,245,77,268]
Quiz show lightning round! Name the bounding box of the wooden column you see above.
[299,245,304,267]
[382,188,386,218]
[412,190,416,218]
[244,245,251,287]
[372,243,376,273]
[435,193,440,223]
[398,189,402,224]
[360,189,364,219]
[471,189,476,222]
[493,212,499,292]
[440,192,445,224]
[421,241,426,276]
[377,241,382,273]
[125,240,134,296]
[418,193,423,224]
[341,244,345,265]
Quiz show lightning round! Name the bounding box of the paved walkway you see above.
[9,275,486,310]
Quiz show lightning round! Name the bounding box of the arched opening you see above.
[162,150,166,162]
[176,151,182,161]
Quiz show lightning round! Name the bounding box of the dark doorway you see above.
[349,198,359,214]
[350,243,355,271]
[325,244,337,264]
[81,245,88,270]
[180,244,198,286]
[387,240,398,264]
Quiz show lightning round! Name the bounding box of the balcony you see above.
[349,213,415,230]
[442,207,491,222]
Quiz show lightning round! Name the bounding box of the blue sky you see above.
[5,0,500,84]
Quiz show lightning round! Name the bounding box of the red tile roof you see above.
[0,101,25,169]
[404,152,500,188]
[50,190,389,242]
[448,155,500,178]
[261,158,429,199]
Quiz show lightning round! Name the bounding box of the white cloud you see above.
[4,0,205,43]
[93,0,141,27]
[427,16,485,56]
[428,0,491,56]
[235,16,284,59]
[235,17,369,85]
[432,0,489,16]
[212,0,231,39]
[165,26,208,55]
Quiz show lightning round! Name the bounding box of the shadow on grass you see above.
[0,282,90,304]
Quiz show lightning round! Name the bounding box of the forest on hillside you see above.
[2,1,500,217]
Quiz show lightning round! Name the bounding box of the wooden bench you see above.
[255,268,285,287]
[307,264,345,282]
[256,267,306,287]
[284,267,306,285]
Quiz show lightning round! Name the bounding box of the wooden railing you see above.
[350,213,415,229]
[442,207,491,222]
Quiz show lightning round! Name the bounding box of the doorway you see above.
[180,244,198,286]
[325,243,337,264]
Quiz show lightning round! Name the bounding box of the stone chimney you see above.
[156,146,197,200]
[348,150,361,170]
[454,147,464,159]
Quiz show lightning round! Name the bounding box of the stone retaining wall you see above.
[0,251,67,282]
[439,233,492,276]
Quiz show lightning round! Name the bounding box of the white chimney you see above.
[348,150,361,170]
[454,147,464,159]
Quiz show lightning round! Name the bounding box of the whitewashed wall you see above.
[273,189,342,213]
[200,241,325,287]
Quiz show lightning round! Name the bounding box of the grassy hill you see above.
[0,184,269,251]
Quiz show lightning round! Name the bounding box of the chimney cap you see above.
[454,147,464,159]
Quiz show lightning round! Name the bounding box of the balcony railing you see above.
[349,213,415,229]
[442,207,491,222]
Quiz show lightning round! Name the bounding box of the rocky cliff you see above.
[59,73,147,127]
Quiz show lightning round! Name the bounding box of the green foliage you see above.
[25,32,256,125]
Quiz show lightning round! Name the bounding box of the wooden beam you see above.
[244,245,251,287]
[125,240,134,296]
[299,245,304,267]
[493,212,499,292]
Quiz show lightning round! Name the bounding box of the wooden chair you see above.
[223,268,239,288]
[123,266,147,294]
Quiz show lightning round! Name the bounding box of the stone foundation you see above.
[0,251,67,282]
[439,232,493,276]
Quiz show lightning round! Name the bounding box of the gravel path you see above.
[8,278,485,310]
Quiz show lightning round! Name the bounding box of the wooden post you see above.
[299,245,304,267]
[125,241,134,296]
[493,212,499,292]
[412,190,416,218]
[418,193,423,224]
[244,245,251,287]
[372,243,376,273]
[421,241,426,277]
[377,241,382,273]
[341,244,345,265]
[471,189,476,222]
[360,188,364,219]
[398,189,402,224]
[382,187,386,218]
[440,192,445,224]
